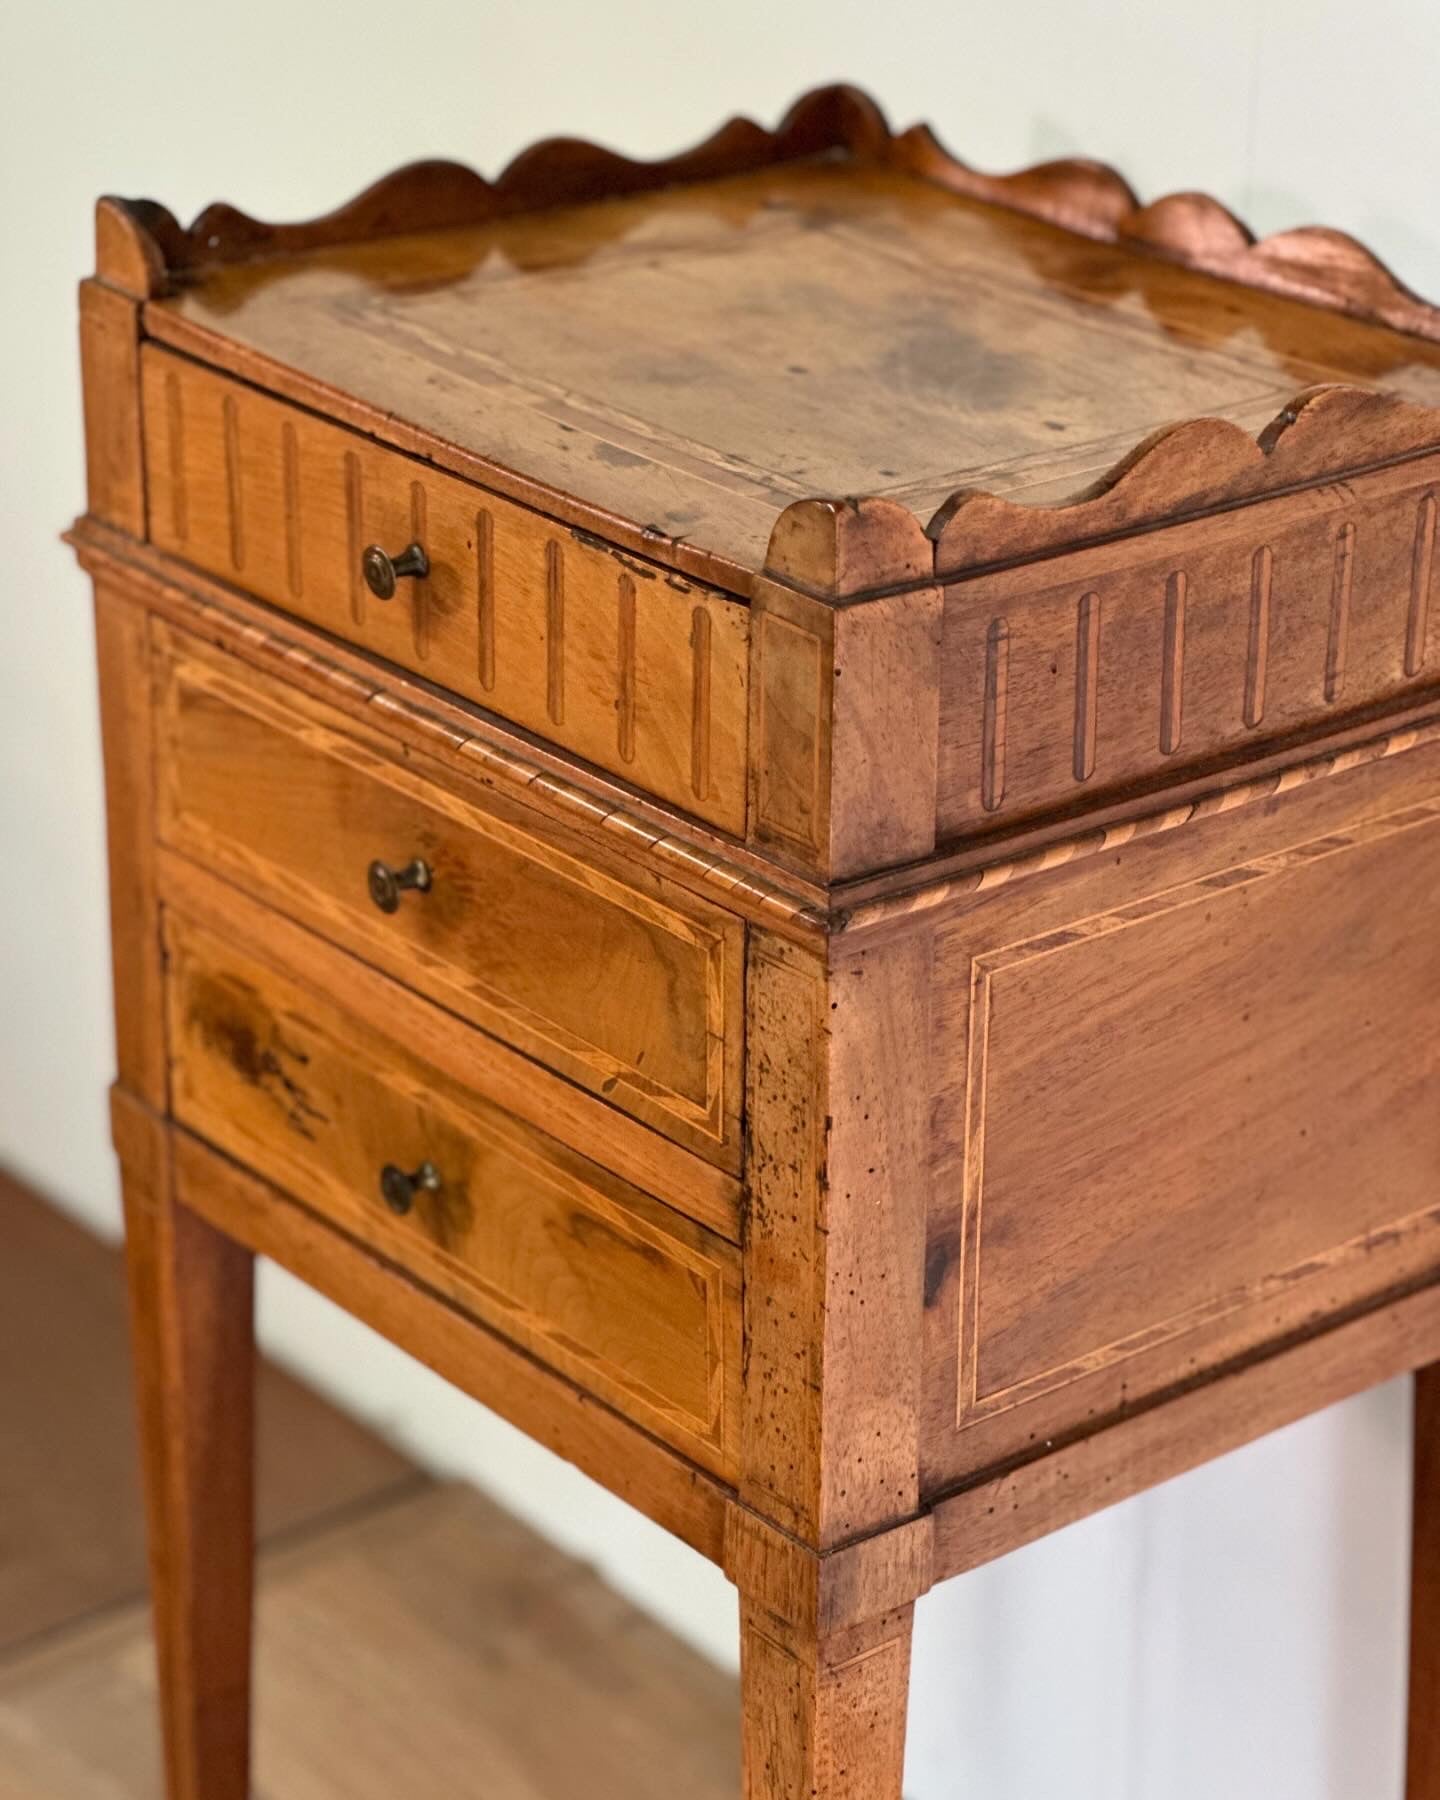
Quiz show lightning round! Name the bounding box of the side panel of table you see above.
[916,726,1440,1494]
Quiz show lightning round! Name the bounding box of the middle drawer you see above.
[152,621,744,1169]
[164,908,741,1475]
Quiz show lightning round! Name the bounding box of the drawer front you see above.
[154,624,743,1169]
[921,760,1440,1486]
[165,912,741,1473]
[139,346,749,834]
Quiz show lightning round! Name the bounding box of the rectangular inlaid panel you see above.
[164,912,741,1474]
[140,347,749,833]
[153,624,743,1170]
[937,454,1440,841]
[921,752,1440,1486]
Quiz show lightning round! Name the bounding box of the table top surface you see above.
[148,125,1440,584]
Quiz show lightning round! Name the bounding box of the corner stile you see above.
[750,497,941,883]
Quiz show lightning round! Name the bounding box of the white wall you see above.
[3,2,1435,1791]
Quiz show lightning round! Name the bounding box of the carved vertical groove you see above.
[1326,522,1355,702]
[616,571,637,764]
[344,452,364,626]
[1160,571,1186,754]
[546,538,566,726]
[409,481,429,659]
[281,421,302,599]
[475,508,495,691]
[690,606,712,802]
[222,394,244,571]
[163,369,188,543]
[1073,591,1100,782]
[981,618,1009,812]
[1244,545,1272,728]
[1408,495,1437,678]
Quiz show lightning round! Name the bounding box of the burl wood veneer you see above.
[71,83,1440,1797]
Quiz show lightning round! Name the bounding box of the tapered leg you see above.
[1411,1365,1440,1794]
[122,1161,256,1800]
[740,1599,914,1799]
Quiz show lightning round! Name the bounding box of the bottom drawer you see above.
[163,910,740,1474]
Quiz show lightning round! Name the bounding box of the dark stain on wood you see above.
[187,971,328,1140]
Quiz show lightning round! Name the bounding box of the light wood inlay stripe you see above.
[1160,571,1186,754]
[1073,591,1100,782]
[281,422,302,599]
[546,539,566,726]
[410,481,428,660]
[845,715,1440,932]
[1326,522,1356,702]
[476,508,495,692]
[690,606,712,802]
[1245,545,1272,728]
[222,394,244,571]
[344,452,364,626]
[981,618,1009,812]
[616,572,637,764]
[1408,495,1437,678]
[163,369,188,543]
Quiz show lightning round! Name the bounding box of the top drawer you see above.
[139,347,749,834]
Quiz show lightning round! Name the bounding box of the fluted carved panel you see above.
[937,453,1440,842]
[141,347,748,833]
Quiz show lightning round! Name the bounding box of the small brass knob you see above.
[367,857,432,914]
[379,1160,441,1217]
[361,541,429,600]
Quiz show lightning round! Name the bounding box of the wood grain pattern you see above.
[101,86,891,296]
[828,589,943,878]
[0,1168,417,1660]
[722,1509,934,1645]
[739,1605,914,1800]
[119,1148,255,1800]
[172,1127,732,1562]
[842,707,1440,932]
[140,348,749,832]
[165,912,741,1475]
[105,83,1440,361]
[936,452,1440,845]
[78,279,145,538]
[742,932,933,1548]
[157,846,740,1241]
[930,1275,1440,1585]
[817,930,934,1542]
[1118,191,1440,346]
[725,1508,925,1800]
[71,529,824,941]
[741,936,828,1539]
[153,622,744,1168]
[93,582,166,1109]
[0,1484,739,1800]
[922,734,1440,1488]
[76,92,1440,1799]
[749,589,832,872]
[139,121,1440,591]
[929,384,1440,578]
[747,578,943,880]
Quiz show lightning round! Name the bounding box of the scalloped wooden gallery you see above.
[72,83,1440,1797]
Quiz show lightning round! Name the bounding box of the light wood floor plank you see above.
[0,1486,738,1799]
[0,1176,738,1797]
[0,1173,418,1657]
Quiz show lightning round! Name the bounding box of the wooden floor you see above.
[0,1174,739,1798]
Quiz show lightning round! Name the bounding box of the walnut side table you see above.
[72,83,1440,1798]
